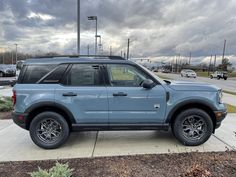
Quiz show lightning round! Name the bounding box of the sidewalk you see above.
[0,114,235,162]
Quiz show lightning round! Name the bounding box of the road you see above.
[157,73,236,92]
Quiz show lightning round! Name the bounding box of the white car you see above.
[180,69,197,78]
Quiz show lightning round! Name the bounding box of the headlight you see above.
[218,90,223,103]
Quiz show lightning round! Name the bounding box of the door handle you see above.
[62,92,77,97]
[113,92,127,96]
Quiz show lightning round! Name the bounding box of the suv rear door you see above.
[105,64,166,124]
[55,63,108,125]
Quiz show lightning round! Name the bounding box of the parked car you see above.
[0,64,16,77]
[12,55,227,149]
[210,71,228,80]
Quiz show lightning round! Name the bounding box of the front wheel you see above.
[172,108,213,146]
[29,111,70,149]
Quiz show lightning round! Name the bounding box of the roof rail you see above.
[35,55,126,60]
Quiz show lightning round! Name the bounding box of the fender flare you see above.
[25,101,76,124]
[165,99,217,123]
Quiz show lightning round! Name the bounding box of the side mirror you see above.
[142,79,154,89]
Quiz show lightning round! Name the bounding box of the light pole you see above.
[77,0,80,55]
[127,38,130,60]
[88,16,98,55]
[14,44,18,64]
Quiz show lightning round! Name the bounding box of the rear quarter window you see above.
[21,65,56,83]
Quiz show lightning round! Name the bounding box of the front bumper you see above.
[214,109,227,129]
[12,112,28,130]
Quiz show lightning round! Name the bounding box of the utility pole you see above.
[189,52,191,65]
[175,55,177,73]
[222,39,226,64]
[110,46,112,56]
[87,45,90,55]
[2,51,4,64]
[214,54,217,71]
[77,0,80,55]
[178,53,180,72]
[121,50,123,57]
[127,38,130,60]
[124,52,126,59]
[14,44,18,64]
[208,55,212,76]
[11,51,14,64]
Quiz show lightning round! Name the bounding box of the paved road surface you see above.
[157,73,236,92]
[0,114,235,162]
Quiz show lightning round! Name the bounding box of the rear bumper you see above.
[12,112,28,130]
[214,109,227,129]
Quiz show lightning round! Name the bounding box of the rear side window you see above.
[62,64,103,86]
[22,65,55,83]
[41,64,68,83]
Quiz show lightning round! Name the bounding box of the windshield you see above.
[186,70,194,73]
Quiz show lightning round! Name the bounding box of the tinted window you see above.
[42,64,68,83]
[63,64,103,86]
[107,64,151,87]
[22,65,55,83]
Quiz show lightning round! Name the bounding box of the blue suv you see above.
[12,56,227,149]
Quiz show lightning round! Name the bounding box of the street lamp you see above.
[88,16,98,55]
[96,35,102,54]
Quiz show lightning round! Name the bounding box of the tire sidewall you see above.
[29,111,70,149]
[173,108,213,146]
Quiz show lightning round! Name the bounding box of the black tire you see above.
[172,108,213,146]
[210,75,213,79]
[29,111,70,149]
[224,77,227,80]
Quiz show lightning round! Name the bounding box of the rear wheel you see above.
[224,77,227,80]
[172,108,213,146]
[29,111,70,149]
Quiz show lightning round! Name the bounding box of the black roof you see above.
[25,55,131,65]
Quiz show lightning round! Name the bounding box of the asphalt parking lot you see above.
[0,113,235,162]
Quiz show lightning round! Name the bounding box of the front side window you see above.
[63,64,103,86]
[107,64,151,87]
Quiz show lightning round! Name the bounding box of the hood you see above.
[167,80,220,91]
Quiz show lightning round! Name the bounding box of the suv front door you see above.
[105,64,166,124]
[55,64,108,124]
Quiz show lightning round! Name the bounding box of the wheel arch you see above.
[25,102,76,130]
[166,100,217,131]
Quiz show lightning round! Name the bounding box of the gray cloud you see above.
[0,0,236,66]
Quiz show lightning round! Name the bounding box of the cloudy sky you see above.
[0,0,236,65]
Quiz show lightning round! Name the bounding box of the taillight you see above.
[12,90,16,105]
